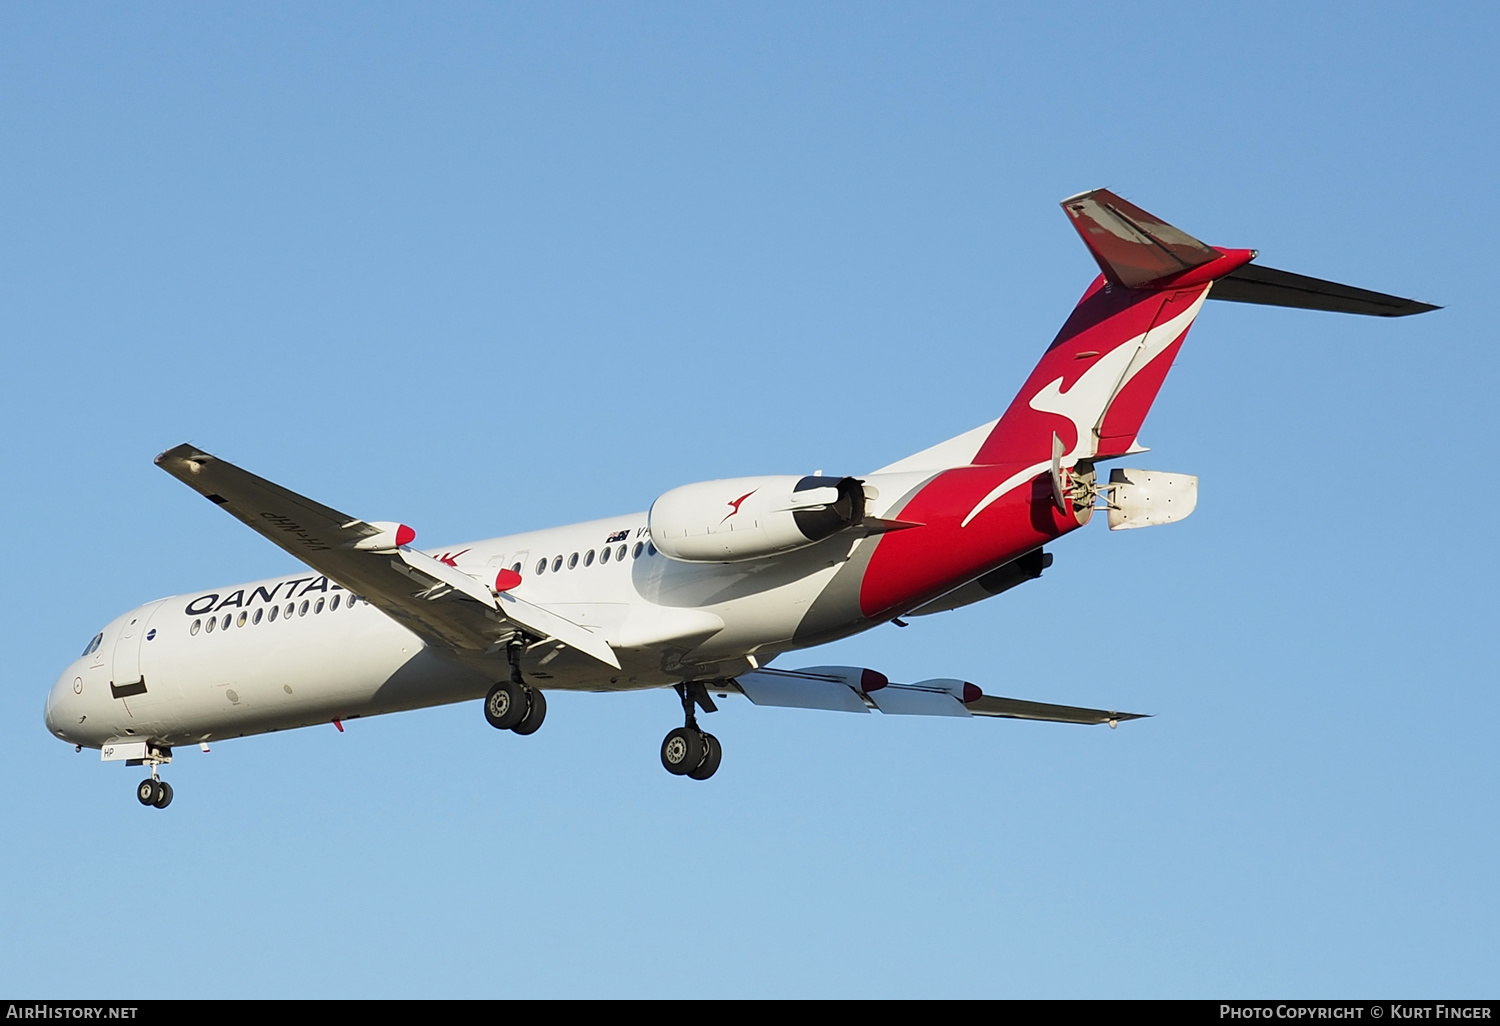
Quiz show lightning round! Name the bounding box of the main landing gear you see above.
[661,682,722,781]
[135,748,173,809]
[484,641,547,736]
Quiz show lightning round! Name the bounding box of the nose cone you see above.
[44,668,78,743]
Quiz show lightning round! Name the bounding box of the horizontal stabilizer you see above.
[1209,263,1439,317]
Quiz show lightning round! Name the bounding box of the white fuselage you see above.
[45,470,939,752]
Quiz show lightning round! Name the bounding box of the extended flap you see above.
[734,670,870,713]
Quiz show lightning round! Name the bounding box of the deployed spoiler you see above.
[1062,188,1438,317]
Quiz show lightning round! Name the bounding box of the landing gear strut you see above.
[661,682,722,780]
[134,748,173,809]
[485,640,547,735]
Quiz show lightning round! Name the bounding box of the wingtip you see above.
[155,444,219,482]
[156,442,211,463]
[1400,301,1443,316]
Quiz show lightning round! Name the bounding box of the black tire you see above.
[136,779,159,806]
[688,732,722,780]
[484,680,527,730]
[152,780,174,809]
[510,688,547,736]
[660,727,704,775]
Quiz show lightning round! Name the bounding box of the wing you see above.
[732,665,1146,727]
[154,443,619,668]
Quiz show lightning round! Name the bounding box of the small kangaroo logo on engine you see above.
[722,490,756,523]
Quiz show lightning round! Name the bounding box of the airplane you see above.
[43,189,1437,808]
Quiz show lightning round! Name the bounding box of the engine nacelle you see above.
[648,475,866,563]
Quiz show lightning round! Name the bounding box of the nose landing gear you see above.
[136,777,173,808]
[660,682,722,780]
[484,640,547,735]
[134,747,173,809]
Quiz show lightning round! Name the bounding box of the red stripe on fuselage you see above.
[858,464,1080,619]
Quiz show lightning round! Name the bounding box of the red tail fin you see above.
[974,191,1255,468]
[877,189,1434,478]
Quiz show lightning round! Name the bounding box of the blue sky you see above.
[2,2,1496,997]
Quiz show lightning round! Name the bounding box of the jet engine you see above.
[648,475,866,563]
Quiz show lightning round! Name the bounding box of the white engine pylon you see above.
[1105,468,1198,530]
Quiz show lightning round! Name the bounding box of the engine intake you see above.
[649,475,866,563]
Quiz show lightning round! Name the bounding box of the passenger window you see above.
[330,595,340,611]
[299,600,309,617]
[511,562,522,573]
[584,550,595,566]
[191,619,202,636]
[253,609,263,625]
[599,546,611,564]
[269,605,279,622]
[237,611,248,627]
[536,558,547,575]
[205,617,216,633]
[632,542,643,559]
[616,544,627,562]
[284,602,295,618]
[221,614,233,631]
[647,542,656,556]
[568,552,579,569]
[552,556,563,572]
[315,598,325,614]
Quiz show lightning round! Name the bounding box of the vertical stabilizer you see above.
[1060,188,1224,288]
[873,189,1433,479]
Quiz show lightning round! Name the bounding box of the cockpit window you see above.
[80,632,103,658]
